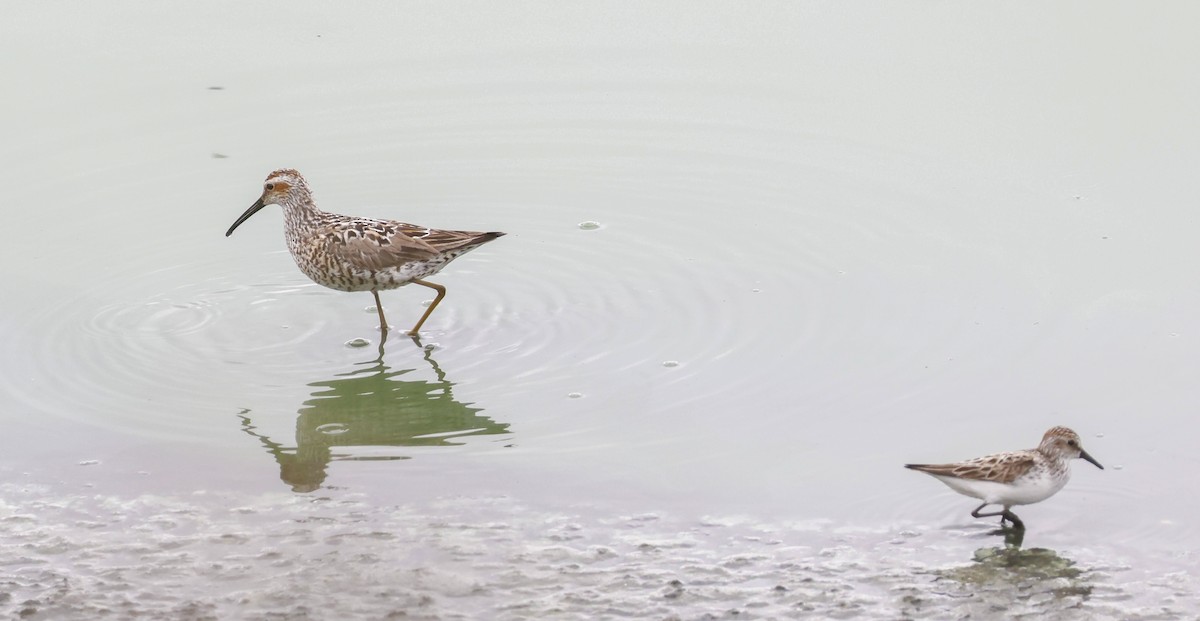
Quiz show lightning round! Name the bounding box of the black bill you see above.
[225,197,266,237]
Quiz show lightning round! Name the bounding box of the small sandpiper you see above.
[906,426,1103,530]
[226,169,504,337]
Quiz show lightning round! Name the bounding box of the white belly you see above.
[932,471,1068,506]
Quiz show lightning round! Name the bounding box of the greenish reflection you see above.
[935,545,1093,608]
[239,341,510,492]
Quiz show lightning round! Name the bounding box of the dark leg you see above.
[372,290,389,335]
[971,502,1003,519]
[408,279,447,335]
[971,503,1024,530]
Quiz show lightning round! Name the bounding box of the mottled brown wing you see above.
[316,222,442,271]
[396,222,503,254]
[906,452,1036,484]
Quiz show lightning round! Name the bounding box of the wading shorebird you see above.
[905,426,1103,530]
[226,169,504,336]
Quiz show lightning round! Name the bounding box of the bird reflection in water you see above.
[239,340,510,492]
[932,545,1093,610]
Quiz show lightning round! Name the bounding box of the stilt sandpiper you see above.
[906,426,1103,530]
[226,169,504,336]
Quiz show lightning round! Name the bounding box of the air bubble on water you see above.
[578,221,602,230]
[662,360,680,368]
[568,392,583,399]
[421,300,433,307]
[78,460,100,466]
[315,423,350,435]
[345,338,371,348]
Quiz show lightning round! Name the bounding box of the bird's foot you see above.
[999,512,1025,531]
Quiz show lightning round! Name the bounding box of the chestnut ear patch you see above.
[267,180,292,192]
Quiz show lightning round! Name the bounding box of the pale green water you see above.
[2,2,1199,619]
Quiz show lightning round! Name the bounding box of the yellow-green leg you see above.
[408,279,447,334]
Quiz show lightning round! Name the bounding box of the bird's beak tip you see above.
[225,197,266,238]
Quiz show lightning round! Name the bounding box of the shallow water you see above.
[2,2,1199,619]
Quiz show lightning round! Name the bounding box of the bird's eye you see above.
[265,183,275,191]
[1067,440,1077,447]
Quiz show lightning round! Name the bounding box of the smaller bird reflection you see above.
[239,339,510,492]
[997,524,1025,548]
[934,545,1093,606]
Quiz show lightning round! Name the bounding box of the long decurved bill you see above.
[225,197,266,237]
[1080,449,1103,469]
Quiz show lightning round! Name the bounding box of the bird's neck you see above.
[1036,448,1071,473]
[280,198,324,231]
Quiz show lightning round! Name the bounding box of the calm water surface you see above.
[2,2,1198,619]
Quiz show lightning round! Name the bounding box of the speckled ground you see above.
[2,483,1193,620]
